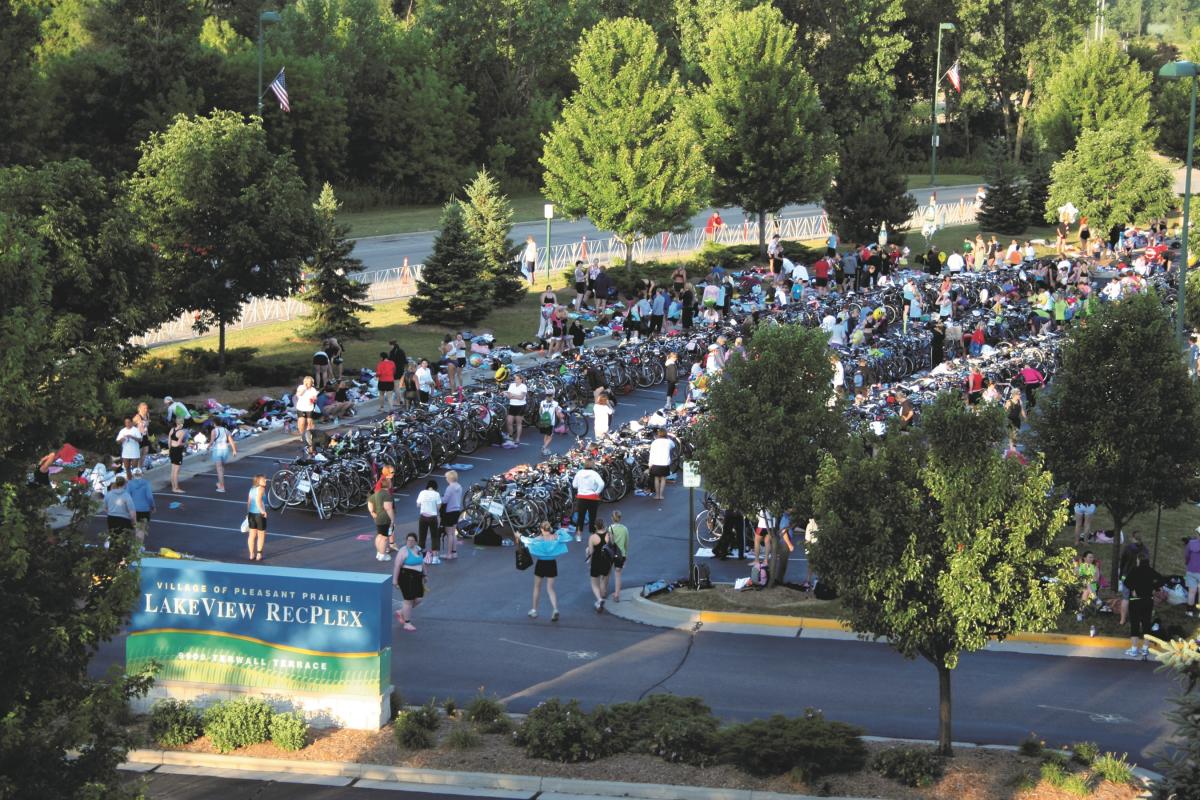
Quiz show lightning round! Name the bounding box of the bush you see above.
[407,700,441,731]
[1040,760,1090,796]
[1070,740,1099,766]
[270,711,308,752]
[479,715,514,735]
[465,693,507,725]
[872,747,945,787]
[240,361,302,388]
[202,698,274,754]
[389,689,404,720]
[1092,752,1135,785]
[718,710,866,778]
[594,695,713,755]
[1018,732,1044,757]
[443,697,458,717]
[394,711,436,749]
[516,699,605,763]
[652,716,720,767]
[148,699,203,747]
[445,725,482,750]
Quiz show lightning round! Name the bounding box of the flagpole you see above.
[931,22,955,187]
[257,11,281,116]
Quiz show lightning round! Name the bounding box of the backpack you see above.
[751,561,769,587]
[692,563,712,589]
[539,400,556,428]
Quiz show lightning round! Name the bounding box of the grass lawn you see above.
[338,191,548,238]
[905,173,983,190]
[920,222,1064,257]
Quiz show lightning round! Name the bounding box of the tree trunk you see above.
[937,664,953,757]
[1109,512,1129,590]
[758,210,767,257]
[218,315,227,376]
[1000,101,1014,160]
[769,526,790,587]
[1013,63,1035,163]
[625,240,634,273]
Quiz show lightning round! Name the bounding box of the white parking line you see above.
[149,519,321,541]
[461,455,493,461]
[154,492,246,506]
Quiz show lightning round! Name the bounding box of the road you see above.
[349,186,979,271]
[90,378,1179,764]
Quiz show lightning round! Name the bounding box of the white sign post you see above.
[682,461,701,488]
[683,462,701,585]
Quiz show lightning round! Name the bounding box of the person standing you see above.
[327,337,344,381]
[649,287,666,336]
[168,418,187,493]
[376,352,397,411]
[312,345,331,389]
[572,459,605,543]
[537,285,557,340]
[608,511,629,602]
[401,364,419,408]
[522,235,538,283]
[592,394,614,440]
[387,339,408,371]
[116,418,142,478]
[209,418,236,493]
[536,392,563,457]
[705,210,724,239]
[441,470,463,559]
[1184,527,1200,616]
[1124,549,1164,658]
[647,428,672,500]
[504,373,528,447]
[680,282,695,330]
[294,376,319,441]
[452,333,468,390]
[573,261,587,311]
[103,475,137,545]
[133,401,152,468]
[368,476,395,561]
[767,234,783,272]
[127,468,155,546]
[521,521,572,621]
[440,335,460,394]
[246,474,268,561]
[587,520,614,613]
[392,532,425,632]
[416,479,442,563]
[415,359,435,404]
[664,352,679,409]
[164,396,191,428]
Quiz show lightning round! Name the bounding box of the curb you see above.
[605,594,1134,658]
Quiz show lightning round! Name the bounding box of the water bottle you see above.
[1089,625,1097,638]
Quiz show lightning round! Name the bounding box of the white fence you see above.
[135,199,978,347]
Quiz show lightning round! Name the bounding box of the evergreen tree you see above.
[824,111,916,246]
[461,168,524,307]
[298,183,370,341]
[1023,149,1054,228]
[1152,639,1200,799]
[976,150,1029,235]
[407,201,491,326]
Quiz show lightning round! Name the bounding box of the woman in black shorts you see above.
[520,520,571,621]
[168,419,187,493]
[587,520,614,613]
[392,532,425,633]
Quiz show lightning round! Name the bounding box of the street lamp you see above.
[931,22,956,186]
[1160,59,1198,345]
[543,203,554,284]
[257,11,282,116]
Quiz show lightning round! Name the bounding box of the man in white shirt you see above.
[946,250,965,273]
[522,236,538,283]
[646,429,673,500]
[767,234,783,272]
[505,373,528,447]
[293,376,319,441]
[572,459,606,542]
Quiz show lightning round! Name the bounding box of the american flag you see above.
[269,68,290,112]
[945,61,962,94]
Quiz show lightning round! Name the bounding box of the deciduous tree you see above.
[811,394,1077,756]
[298,183,370,341]
[1031,292,1200,588]
[407,202,492,326]
[541,17,709,271]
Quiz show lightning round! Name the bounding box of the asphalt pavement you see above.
[349,186,977,271]
[89,373,1181,764]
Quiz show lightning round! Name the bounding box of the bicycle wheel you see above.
[456,506,486,538]
[507,498,540,532]
[314,482,338,518]
[567,411,588,437]
[602,472,627,502]
[695,510,721,547]
[458,426,480,455]
[267,470,294,511]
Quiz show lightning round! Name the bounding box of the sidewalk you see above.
[605,592,1139,660]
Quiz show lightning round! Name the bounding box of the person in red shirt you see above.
[376,352,397,411]
[965,365,985,405]
[704,211,724,239]
[812,257,830,295]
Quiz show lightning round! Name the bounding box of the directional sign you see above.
[682,461,701,488]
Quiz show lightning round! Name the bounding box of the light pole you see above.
[1160,60,1198,345]
[543,203,554,284]
[257,11,282,116]
[931,22,956,186]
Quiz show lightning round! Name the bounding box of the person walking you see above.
[520,521,572,621]
[664,352,679,409]
[1124,549,1164,658]
[246,474,268,561]
[209,418,236,493]
[536,392,563,456]
[116,417,142,478]
[368,476,396,561]
[647,428,672,500]
[587,520,615,613]
[416,479,443,564]
[592,394,614,440]
[392,533,425,632]
[294,376,319,441]
[168,418,187,493]
[572,458,605,543]
[376,352,397,411]
[125,468,154,546]
[608,510,629,602]
[441,470,463,559]
[504,373,528,447]
[103,475,137,546]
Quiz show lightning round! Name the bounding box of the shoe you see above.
[403,622,416,632]
[575,534,582,542]
[215,487,225,493]
[375,552,389,561]
[171,488,185,494]
[541,448,551,456]
[600,599,605,613]
[1140,646,1149,657]
[1124,647,1141,657]
[551,610,559,622]
[611,593,620,602]
[527,609,538,618]
[501,539,514,547]
[594,600,602,613]
[431,556,442,565]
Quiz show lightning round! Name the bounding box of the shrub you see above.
[407,700,441,731]
[594,695,714,755]
[1070,740,1100,766]
[270,712,308,752]
[240,361,301,388]
[1040,760,1091,796]
[148,699,203,747]
[479,715,514,735]
[872,747,945,787]
[516,699,605,762]
[464,692,507,726]
[394,711,435,749]
[718,710,866,778]
[389,689,404,720]
[203,698,274,754]
[445,725,482,750]
[652,716,720,767]
[1018,732,1044,757]
[1092,752,1135,785]
[443,697,458,717]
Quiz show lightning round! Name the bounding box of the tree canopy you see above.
[407,201,493,326]
[298,183,371,341]
[461,168,525,307]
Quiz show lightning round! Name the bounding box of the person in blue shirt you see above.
[126,468,156,546]
[649,288,666,335]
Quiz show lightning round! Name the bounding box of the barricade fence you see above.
[133,199,977,347]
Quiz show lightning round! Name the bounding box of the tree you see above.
[976,150,1029,235]
[1043,119,1174,236]
[127,110,315,373]
[811,394,1077,756]
[691,5,837,254]
[1032,292,1200,589]
[461,168,524,307]
[407,202,493,326]
[0,214,152,799]
[298,183,370,341]
[1033,39,1152,156]
[824,110,916,246]
[1151,638,1200,799]
[692,325,846,586]
[673,0,752,80]
[541,17,709,271]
